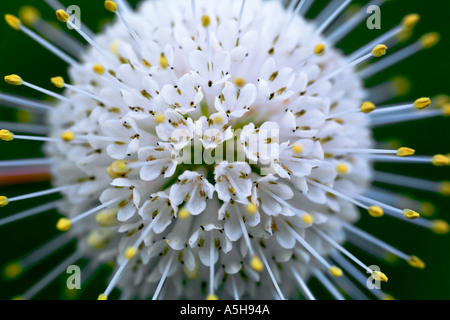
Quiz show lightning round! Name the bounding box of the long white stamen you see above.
[231,276,240,300]
[209,230,215,296]
[63,83,110,105]
[320,50,378,82]
[289,264,315,300]
[235,205,254,256]
[307,180,369,210]
[373,171,447,194]
[327,148,400,156]
[311,267,344,300]
[21,251,81,300]
[7,185,74,203]
[256,245,285,300]
[21,80,71,104]
[19,25,79,66]
[236,0,247,37]
[0,93,52,112]
[152,252,175,300]
[0,200,60,226]
[370,109,444,127]
[0,122,48,135]
[70,198,120,224]
[21,233,73,268]
[315,0,352,35]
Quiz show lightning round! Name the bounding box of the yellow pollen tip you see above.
[302,214,314,224]
[372,44,387,57]
[414,97,431,109]
[402,14,420,29]
[372,271,388,282]
[106,160,131,179]
[201,15,211,28]
[105,1,118,12]
[250,255,264,272]
[368,206,384,218]
[420,32,440,49]
[160,53,169,69]
[11,296,23,300]
[439,182,450,196]
[19,6,41,27]
[51,76,65,88]
[5,14,21,30]
[360,101,376,114]
[403,209,420,220]
[0,196,9,207]
[432,220,449,234]
[408,256,425,269]
[233,77,246,87]
[93,64,106,75]
[291,144,304,154]
[55,10,69,23]
[96,208,119,226]
[336,163,349,174]
[213,115,224,124]
[124,247,138,260]
[4,74,23,86]
[56,218,72,231]
[178,208,190,219]
[432,154,449,167]
[314,43,326,55]
[420,202,435,217]
[0,130,14,142]
[246,203,258,214]
[61,131,75,142]
[397,147,415,157]
[97,294,108,300]
[206,294,219,300]
[442,104,450,117]
[155,113,166,124]
[383,294,396,300]
[4,262,23,279]
[391,76,411,97]
[329,266,343,277]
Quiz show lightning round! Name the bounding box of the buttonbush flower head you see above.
[1,0,449,300]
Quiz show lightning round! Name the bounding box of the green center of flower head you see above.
[0,0,449,301]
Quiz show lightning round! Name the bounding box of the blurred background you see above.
[0,0,448,300]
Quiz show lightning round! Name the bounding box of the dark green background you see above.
[0,0,448,300]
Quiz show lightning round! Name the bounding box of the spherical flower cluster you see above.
[1,0,449,300]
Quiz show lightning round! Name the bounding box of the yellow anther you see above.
[178,208,190,219]
[360,101,376,114]
[93,64,106,75]
[51,76,65,88]
[0,130,14,142]
[432,154,449,167]
[432,220,449,234]
[336,163,349,174]
[155,113,166,124]
[105,1,118,12]
[96,208,119,226]
[4,74,23,86]
[368,206,384,218]
[420,202,435,217]
[61,131,75,142]
[402,14,420,30]
[434,94,450,108]
[212,114,224,125]
[56,218,72,231]
[391,76,411,97]
[397,147,415,157]
[233,77,246,87]
[302,214,314,224]
[11,296,23,300]
[160,53,169,69]
[19,6,41,26]
[246,203,258,214]
[372,44,387,57]
[442,104,450,117]
[383,294,396,300]
[0,196,9,207]
[97,294,108,300]
[4,262,23,279]
[206,294,219,300]
[329,266,343,277]
[87,229,112,249]
[408,256,425,269]
[201,15,211,28]
[414,97,431,109]
[420,32,440,49]
[5,14,21,30]
[372,271,388,282]
[403,209,420,220]
[291,144,304,154]
[106,160,131,179]
[250,255,264,272]
[314,43,326,55]
[124,246,138,260]
[55,9,69,23]
[439,182,450,196]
